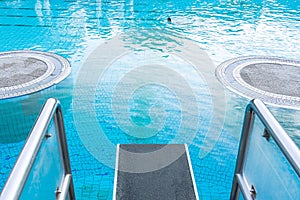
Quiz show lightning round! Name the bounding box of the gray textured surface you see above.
[115,144,197,200]
[0,57,47,87]
[241,63,300,97]
[0,50,71,99]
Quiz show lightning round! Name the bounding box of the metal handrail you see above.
[231,99,300,200]
[0,98,75,200]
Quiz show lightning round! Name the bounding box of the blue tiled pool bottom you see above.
[64,108,239,199]
[68,40,236,199]
[0,142,25,190]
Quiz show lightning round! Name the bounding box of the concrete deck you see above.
[216,56,300,109]
[0,50,71,99]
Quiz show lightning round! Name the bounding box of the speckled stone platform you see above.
[216,56,300,109]
[0,50,71,99]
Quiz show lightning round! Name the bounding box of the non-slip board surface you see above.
[114,144,198,200]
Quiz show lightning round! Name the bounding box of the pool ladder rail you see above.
[0,98,75,200]
[231,99,300,200]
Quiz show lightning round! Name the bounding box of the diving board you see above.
[113,144,199,200]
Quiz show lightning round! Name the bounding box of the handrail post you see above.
[54,107,76,200]
[230,106,255,200]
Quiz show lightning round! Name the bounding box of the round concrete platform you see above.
[0,50,71,99]
[216,56,300,109]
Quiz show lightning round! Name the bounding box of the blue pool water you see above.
[0,0,300,199]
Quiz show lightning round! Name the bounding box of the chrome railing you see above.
[0,98,75,200]
[231,99,300,199]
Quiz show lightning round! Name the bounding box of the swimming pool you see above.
[0,0,299,199]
